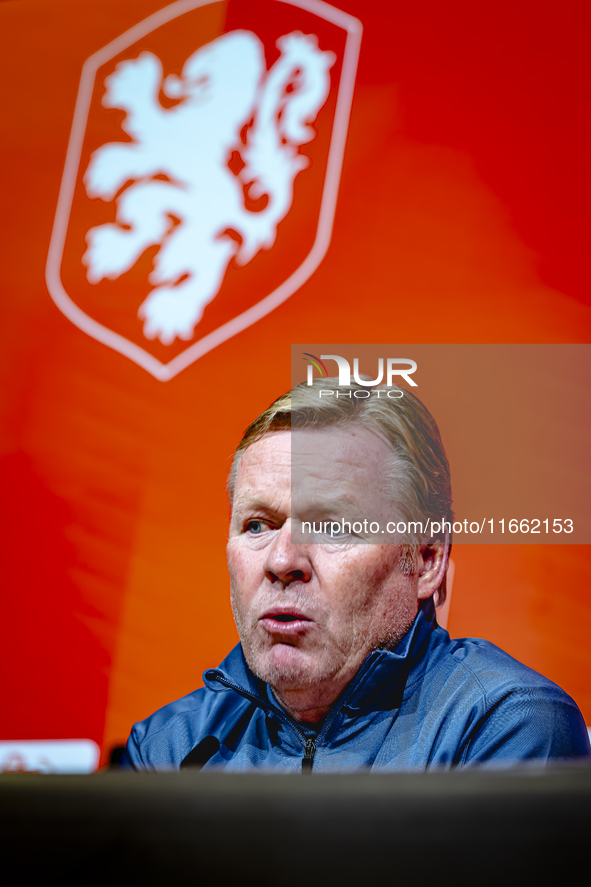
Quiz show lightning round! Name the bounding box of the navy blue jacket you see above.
[121,600,590,771]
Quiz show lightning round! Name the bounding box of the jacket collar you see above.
[204,598,441,717]
[338,597,439,713]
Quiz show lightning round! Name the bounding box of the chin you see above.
[250,643,326,690]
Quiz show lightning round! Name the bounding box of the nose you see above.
[264,520,313,587]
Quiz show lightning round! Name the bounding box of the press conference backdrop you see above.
[1,0,590,767]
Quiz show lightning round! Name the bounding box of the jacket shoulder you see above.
[122,683,251,770]
[442,635,573,702]
[426,633,590,763]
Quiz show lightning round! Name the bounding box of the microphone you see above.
[180,736,220,770]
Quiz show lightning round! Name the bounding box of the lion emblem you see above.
[82,30,335,345]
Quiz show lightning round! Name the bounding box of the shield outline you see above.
[46,0,362,381]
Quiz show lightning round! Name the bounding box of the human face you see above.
[228,428,443,721]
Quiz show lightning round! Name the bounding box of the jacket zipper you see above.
[208,659,380,773]
[205,673,312,758]
[301,738,316,774]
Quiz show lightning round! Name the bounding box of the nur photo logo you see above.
[303,352,418,389]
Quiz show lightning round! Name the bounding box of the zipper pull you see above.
[302,738,316,774]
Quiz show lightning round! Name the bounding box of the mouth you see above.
[260,609,314,635]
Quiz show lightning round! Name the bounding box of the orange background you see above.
[1,0,590,764]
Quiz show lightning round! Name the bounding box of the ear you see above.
[417,541,450,601]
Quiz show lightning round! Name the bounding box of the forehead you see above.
[233,427,394,510]
[233,431,292,500]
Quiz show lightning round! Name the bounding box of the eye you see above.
[245,519,266,535]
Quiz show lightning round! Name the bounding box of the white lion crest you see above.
[83,30,335,344]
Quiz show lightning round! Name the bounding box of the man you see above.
[121,380,590,771]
